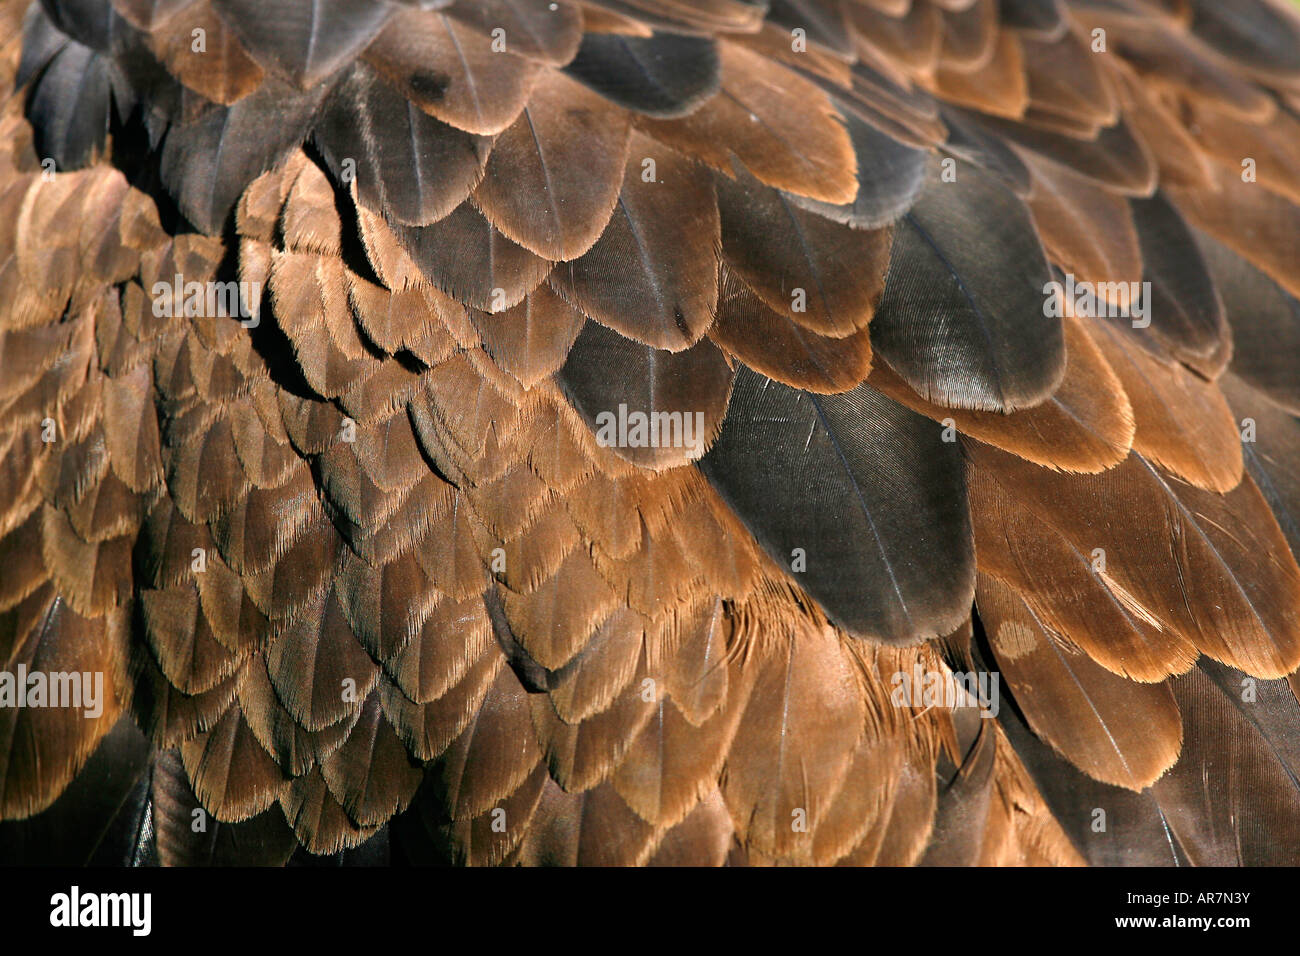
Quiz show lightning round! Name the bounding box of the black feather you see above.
[1199,231,1300,415]
[564,32,719,119]
[998,0,1069,41]
[788,109,928,229]
[1129,190,1230,378]
[699,367,975,644]
[160,78,327,233]
[210,0,394,88]
[26,40,113,170]
[314,64,491,228]
[558,320,735,470]
[870,156,1064,412]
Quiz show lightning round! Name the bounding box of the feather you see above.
[0,716,150,864]
[1186,0,1300,82]
[721,623,863,858]
[645,787,734,866]
[314,63,490,228]
[34,0,124,52]
[432,664,542,821]
[16,3,72,89]
[998,0,1067,39]
[716,165,892,338]
[965,111,1158,198]
[160,78,327,233]
[833,63,948,149]
[919,703,996,865]
[319,689,422,827]
[1073,5,1275,121]
[180,702,287,820]
[1183,99,1300,208]
[499,544,619,670]
[548,132,720,351]
[26,38,113,170]
[930,28,1027,120]
[146,1,263,105]
[1196,229,1300,416]
[861,759,936,865]
[530,670,657,793]
[1085,320,1242,494]
[152,748,297,865]
[1109,61,1213,190]
[869,155,1064,412]
[1022,151,1142,290]
[363,8,542,136]
[708,267,874,394]
[810,730,904,864]
[1221,374,1300,561]
[937,0,997,74]
[209,0,393,88]
[1010,661,1300,866]
[869,316,1134,474]
[1168,167,1300,302]
[444,0,583,66]
[577,0,763,36]
[938,105,1031,193]
[380,628,502,761]
[388,202,552,313]
[564,31,719,119]
[469,282,586,389]
[473,68,631,261]
[785,109,927,230]
[514,777,657,865]
[844,0,944,76]
[544,606,643,723]
[41,505,134,617]
[764,0,855,59]
[424,757,549,867]
[976,572,1182,789]
[968,441,1300,680]
[700,367,974,643]
[638,41,858,205]
[1154,666,1300,865]
[140,584,246,695]
[558,321,735,470]
[265,585,379,732]
[111,0,194,31]
[279,156,343,257]
[279,765,379,855]
[1127,190,1230,378]
[1021,29,1116,126]
[0,587,125,818]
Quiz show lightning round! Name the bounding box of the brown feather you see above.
[549,132,720,351]
[364,8,542,136]
[716,167,891,338]
[977,572,1183,789]
[147,1,264,105]
[474,69,631,261]
[639,41,858,205]
[869,316,1134,474]
[968,441,1300,680]
[1085,319,1242,494]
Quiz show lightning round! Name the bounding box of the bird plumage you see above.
[1,0,1299,868]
